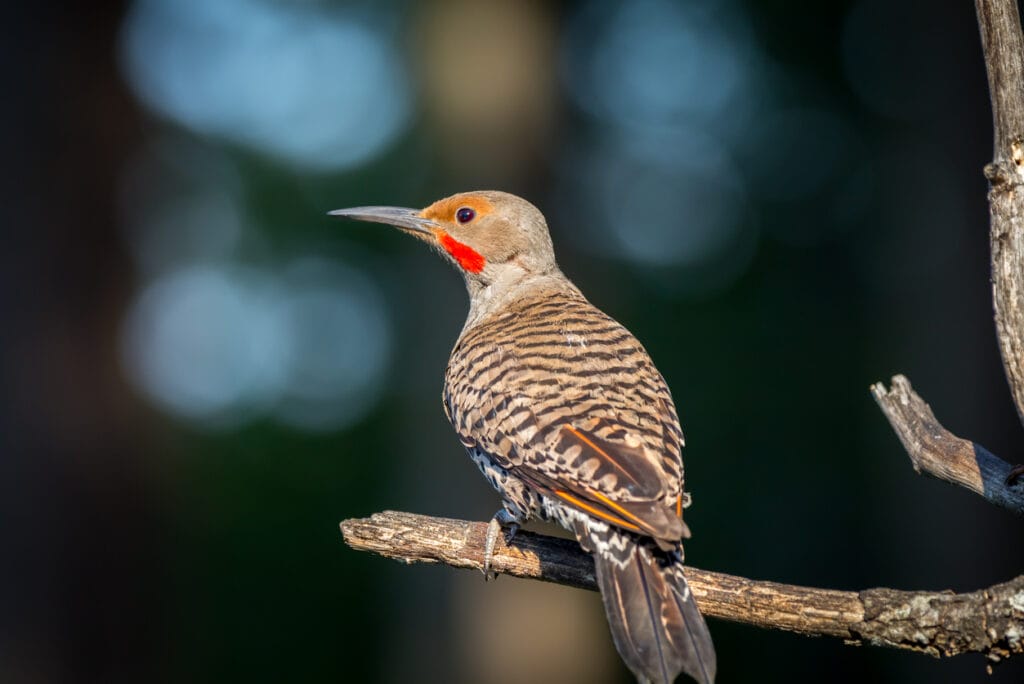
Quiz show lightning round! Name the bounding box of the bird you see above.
[331,191,716,684]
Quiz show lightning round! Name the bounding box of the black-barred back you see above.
[444,287,685,525]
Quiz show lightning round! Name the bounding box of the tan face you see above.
[419,193,517,273]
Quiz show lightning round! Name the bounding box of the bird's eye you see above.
[456,207,476,224]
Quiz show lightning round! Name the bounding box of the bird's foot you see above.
[1007,463,1024,486]
[483,509,521,581]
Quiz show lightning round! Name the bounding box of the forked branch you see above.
[867,0,1024,512]
[340,511,1024,664]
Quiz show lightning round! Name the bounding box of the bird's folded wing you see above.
[513,424,688,543]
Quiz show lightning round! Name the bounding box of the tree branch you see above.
[977,0,1024,424]
[871,375,1024,515]
[340,510,1024,664]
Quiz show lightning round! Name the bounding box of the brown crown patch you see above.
[419,194,495,224]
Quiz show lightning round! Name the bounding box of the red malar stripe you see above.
[438,232,486,273]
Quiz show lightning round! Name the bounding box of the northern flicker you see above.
[331,191,717,684]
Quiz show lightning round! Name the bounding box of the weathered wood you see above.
[871,375,1024,515]
[340,511,1024,663]
[977,0,1024,424]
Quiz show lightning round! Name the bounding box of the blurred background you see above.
[4,0,1024,682]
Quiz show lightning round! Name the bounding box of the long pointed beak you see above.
[328,206,438,236]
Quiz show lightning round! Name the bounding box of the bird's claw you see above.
[482,510,520,581]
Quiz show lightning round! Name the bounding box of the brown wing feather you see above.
[560,425,664,497]
[513,424,688,544]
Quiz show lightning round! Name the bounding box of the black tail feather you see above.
[589,529,716,684]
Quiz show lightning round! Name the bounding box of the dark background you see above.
[4,1,1023,682]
